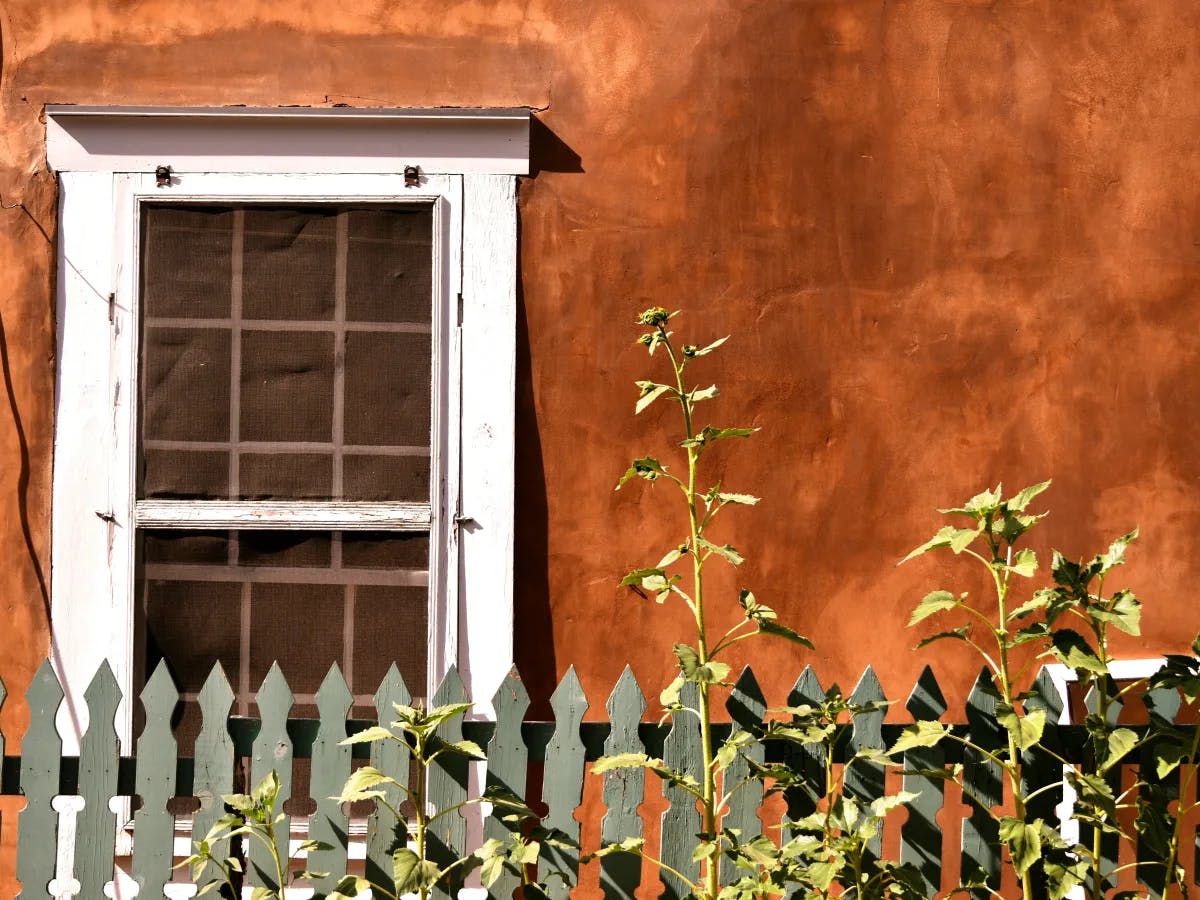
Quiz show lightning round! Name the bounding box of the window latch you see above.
[454,514,478,528]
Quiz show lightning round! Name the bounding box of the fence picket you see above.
[900,665,947,896]
[846,666,887,861]
[660,681,701,900]
[75,662,122,899]
[249,663,295,892]
[131,661,180,899]
[723,666,766,887]
[1141,677,1183,897]
[1023,667,1064,900]
[961,669,1002,897]
[600,666,645,900]
[193,664,236,869]
[542,666,587,900]
[366,664,411,890]
[308,664,353,897]
[487,668,530,900]
[428,665,469,900]
[16,660,63,900]
[783,667,825,826]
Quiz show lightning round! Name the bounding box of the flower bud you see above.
[637,307,670,327]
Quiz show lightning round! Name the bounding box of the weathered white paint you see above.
[458,175,518,717]
[46,106,530,176]
[135,500,432,530]
[52,129,521,741]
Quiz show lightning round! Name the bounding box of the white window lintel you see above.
[46,105,530,176]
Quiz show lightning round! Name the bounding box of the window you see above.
[47,107,527,746]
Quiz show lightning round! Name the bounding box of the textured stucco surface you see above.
[2,1,1200,883]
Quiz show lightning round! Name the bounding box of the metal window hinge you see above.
[457,292,464,327]
[454,514,478,528]
[107,292,115,323]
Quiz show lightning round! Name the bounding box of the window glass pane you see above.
[137,202,434,501]
[139,530,430,719]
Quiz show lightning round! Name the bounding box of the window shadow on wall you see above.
[513,118,581,718]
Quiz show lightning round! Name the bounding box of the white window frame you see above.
[47,106,527,748]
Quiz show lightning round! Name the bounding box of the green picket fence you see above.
[0,659,1194,898]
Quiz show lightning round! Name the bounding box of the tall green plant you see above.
[896,481,1173,900]
[592,308,813,900]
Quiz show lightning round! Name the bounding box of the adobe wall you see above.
[1,0,1198,736]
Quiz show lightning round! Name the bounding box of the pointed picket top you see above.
[132,661,179,899]
[848,665,887,747]
[906,665,947,721]
[429,664,469,900]
[367,664,412,890]
[140,659,180,712]
[309,663,354,898]
[543,665,588,833]
[960,668,1003,895]
[316,662,354,719]
[250,663,295,893]
[660,682,702,900]
[256,661,296,715]
[193,663,236,844]
[600,666,646,900]
[606,665,646,729]
[789,665,825,706]
[727,666,766,727]
[0,672,7,761]
[486,668,531,900]
[77,661,124,900]
[1026,666,1065,723]
[17,660,64,900]
[432,662,468,706]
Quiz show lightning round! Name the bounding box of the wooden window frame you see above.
[48,108,527,749]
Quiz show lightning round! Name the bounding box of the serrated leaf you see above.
[660,675,684,707]
[1009,480,1051,512]
[693,661,731,684]
[393,848,441,894]
[909,590,957,626]
[998,817,1042,876]
[691,384,719,402]
[616,457,667,489]
[341,725,395,745]
[690,336,729,357]
[1155,741,1188,778]
[996,706,1045,751]
[900,525,957,563]
[868,791,919,818]
[697,536,743,566]
[887,721,952,756]
[673,644,700,678]
[621,567,664,588]
[949,526,981,554]
[445,739,487,759]
[592,753,660,775]
[1010,548,1038,577]
[1099,728,1138,774]
[1048,630,1107,675]
[335,766,400,802]
[657,547,685,568]
[1092,589,1141,636]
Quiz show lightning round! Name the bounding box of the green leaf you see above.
[1009,480,1051,512]
[697,536,743,566]
[996,706,1045,751]
[1010,548,1038,577]
[296,839,333,854]
[1048,630,1107,675]
[949,526,982,554]
[757,619,815,649]
[340,725,395,745]
[615,457,667,489]
[659,675,685,707]
[887,721,952,756]
[717,492,760,506]
[998,817,1042,876]
[1154,741,1188,778]
[1099,728,1138,774]
[693,661,731,684]
[335,766,400,803]
[328,876,371,899]
[634,382,673,414]
[393,848,441,894]
[915,625,970,649]
[424,701,474,728]
[1008,592,1052,621]
[900,526,957,563]
[689,336,729,357]
[1092,589,1141,636]
[868,791,919,818]
[592,753,661,775]
[250,771,279,807]
[251,888,277,900]
[964,485,1003,516]
[657,546,685,568]
[620,567,664,588]
[690,384,719,402]
[909,590,958,626]
[445,739,487,759]
[1093,528,1139,577]
[673,644,700,678]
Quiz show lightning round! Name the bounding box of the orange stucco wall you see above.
[2,0,1200,885]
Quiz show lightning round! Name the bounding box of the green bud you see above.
[637,333,654,346]
[682,345,697,357]
[638,307,670,327]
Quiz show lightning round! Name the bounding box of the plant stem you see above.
[416,735,430,900]
[662,327,719,900]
